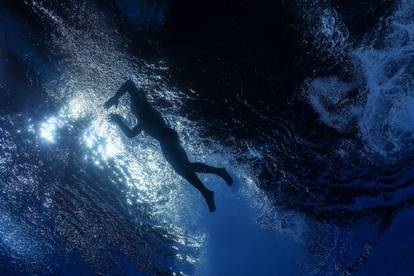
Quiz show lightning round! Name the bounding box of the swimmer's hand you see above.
[107,113,123,125]
[104,97,119,109]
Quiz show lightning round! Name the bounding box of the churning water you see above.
[2,0,414,274]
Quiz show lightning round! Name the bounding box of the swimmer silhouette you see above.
[104,80,233,212]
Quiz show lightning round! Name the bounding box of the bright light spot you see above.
[39,117,64,143]
[84,134,94,149]
[82,120,124,160]
[67,96,87,119]
[103,140,121,157]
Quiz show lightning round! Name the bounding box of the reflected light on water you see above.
[0,210,42,259]
[67,96,87,119]
[39,116,65,143]
[38,93,90,144]
[82,119,124,160]
[37,92,177,218]
[36,89,209,261]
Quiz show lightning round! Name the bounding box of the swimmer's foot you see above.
[219,168,233,186]
[205,191,216,212]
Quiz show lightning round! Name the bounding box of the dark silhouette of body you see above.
[104,80,233,212]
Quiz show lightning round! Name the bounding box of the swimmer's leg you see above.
[189,162,233,186]
[181,170,216,212]
[160,141,216,211]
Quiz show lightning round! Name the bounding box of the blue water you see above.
[1,0,414,275]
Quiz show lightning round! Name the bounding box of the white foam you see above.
[307,76,362,131]
[307,0,414,162]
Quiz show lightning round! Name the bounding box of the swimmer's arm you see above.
[118,122,143,138]
[109,114,143,138]
[104,80,136,109]
[128,124,143,138]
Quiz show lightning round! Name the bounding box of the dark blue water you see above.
[1,0,414,275]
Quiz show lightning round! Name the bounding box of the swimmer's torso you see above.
[131,95,172,141]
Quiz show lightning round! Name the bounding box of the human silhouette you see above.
[104,80,233,212]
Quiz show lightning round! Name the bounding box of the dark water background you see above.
[1,0,414,275]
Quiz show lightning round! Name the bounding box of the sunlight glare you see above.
[39,116,64,143]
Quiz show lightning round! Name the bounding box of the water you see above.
[307,0,414,164]
[0,1,310,274]
[1,0,414,274]
[302,1,414,272]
